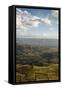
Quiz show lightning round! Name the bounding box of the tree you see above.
[42,53,53,64]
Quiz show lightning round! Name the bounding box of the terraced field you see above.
[16,64,59,82]
[16,44,59,83]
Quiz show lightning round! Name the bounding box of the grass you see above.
[16,64,59,82]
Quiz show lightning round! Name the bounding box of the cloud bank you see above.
[16,8,58,39]
[16,8,51,30]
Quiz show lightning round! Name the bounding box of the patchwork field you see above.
[16,44,59,83]
[16,64,59,82]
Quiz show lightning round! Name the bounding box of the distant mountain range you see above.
[16,38,58,48]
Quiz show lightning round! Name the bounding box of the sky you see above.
[16,8,59,39]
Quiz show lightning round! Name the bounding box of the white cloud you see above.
[50,10,59,25]
[16,28,58,39]
[16,9,51,30]
[16,9,58,39]
[52,10,58,18]
[41,17,51,25]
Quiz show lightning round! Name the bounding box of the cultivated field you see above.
[16,64,59,82]
[16,44,59,82]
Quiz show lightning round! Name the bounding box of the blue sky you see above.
[16,8,59,39]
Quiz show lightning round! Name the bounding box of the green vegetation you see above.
[16,44,59,82]
[16,64,59,82]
